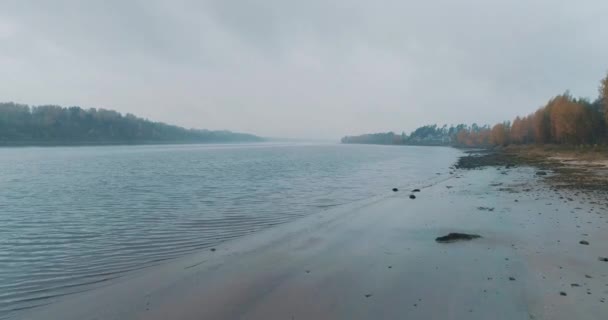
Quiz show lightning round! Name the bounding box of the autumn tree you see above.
[510,117,524,144]
[548,95,590,144]
[533,107,551,144]
[490,123,509,146]
[600,72,608,130]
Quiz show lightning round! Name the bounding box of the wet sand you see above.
[23,165,608,319]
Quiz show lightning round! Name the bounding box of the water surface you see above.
[0,143,460,318]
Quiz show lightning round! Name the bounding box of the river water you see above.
[0,143,461,318]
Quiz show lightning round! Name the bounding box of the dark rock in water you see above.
[579,240,590,245]
[536,171,548,176]
[599,257,608,262]
[412,189,421,193]
[509,277,516,281]
[585,274,593,279]
[210,248,216,252]
[392,188,399,192]
[365,294,373,298]
[560,291,567,296]
[409,194,416,199]
[571,283,580,287]
[435,233,481,243]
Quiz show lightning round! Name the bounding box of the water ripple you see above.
[0,143,460,318]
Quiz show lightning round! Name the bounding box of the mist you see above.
[1,0,607,139]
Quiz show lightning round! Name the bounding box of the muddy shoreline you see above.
[455,147,608,191]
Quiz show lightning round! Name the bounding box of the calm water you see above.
[0,143,461,318]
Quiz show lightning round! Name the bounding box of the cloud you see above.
[1,0,607,139]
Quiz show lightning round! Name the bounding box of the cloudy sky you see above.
[1,0,607,139]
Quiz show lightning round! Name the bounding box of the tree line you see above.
[343,72,608,148]
[342,124,489,146]
[456,73,608,147]
[0,103,263,145]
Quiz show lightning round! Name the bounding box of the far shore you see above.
[21,149,608,320]
[0,140,267,147]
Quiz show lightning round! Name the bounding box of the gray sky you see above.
[1,0,607,139]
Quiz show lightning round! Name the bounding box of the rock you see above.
[560,291,567,296]
[571,283,580,287]
[435,233,481,243]
[365,294,373,298]
[585,274,592,279]
[412,189,421,193]
[409,194,416,199]
[536,171,548,176]
[392,188,399,192]
[509,277,515,281]
[599,257,608,262]
[579,240,590,245]
[210,248,216,252]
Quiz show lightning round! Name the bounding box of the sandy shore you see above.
[23,164,608,319]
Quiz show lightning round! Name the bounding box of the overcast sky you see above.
[1,1,607,139]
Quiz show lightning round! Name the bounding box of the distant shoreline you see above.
[0,140,266,148]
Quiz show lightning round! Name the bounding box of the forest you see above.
[341,124,490,146]
[343,72,608,148]
[456,73,607,147]
[0,103,263,145]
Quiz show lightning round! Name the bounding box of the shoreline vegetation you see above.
[0,102,264,146]
[342,72,608,149]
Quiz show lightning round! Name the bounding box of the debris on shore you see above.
[392,188,399,192]
[409,194,416,199]
[435,233,481,243]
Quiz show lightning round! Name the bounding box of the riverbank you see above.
[456,145,608,191]
[23,152,608,319]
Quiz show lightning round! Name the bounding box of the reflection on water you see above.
[0,143,460,318]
